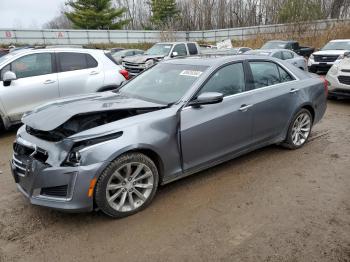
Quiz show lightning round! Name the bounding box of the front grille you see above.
[12,154,29,176]
[314,55,339,62]
[13,142,48,163]
[41,185,68,197]
[123,62,145,74]
[13,142,35,156]
[341,69,350,73]
[338,75,350,85]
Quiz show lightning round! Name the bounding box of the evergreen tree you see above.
[278,0,324,23]
[65,0,129,29]
[150,0,179,28]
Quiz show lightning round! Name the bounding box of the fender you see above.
[97,85,120,92]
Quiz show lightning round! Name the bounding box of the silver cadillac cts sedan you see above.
[11,55,327,218]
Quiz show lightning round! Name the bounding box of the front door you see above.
[180,62,254,171]
[0,52,59,122]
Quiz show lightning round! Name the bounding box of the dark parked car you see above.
[11,55,327,218]
[261,40,314,57]
[0,48,9,57]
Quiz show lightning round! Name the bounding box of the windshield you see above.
[119,63,208,104]
[145,44,173,56]
[322,41,350,50]
[261,41,287,49]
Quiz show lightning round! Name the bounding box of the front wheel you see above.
[95,153,159,218]
[282,109,313,149]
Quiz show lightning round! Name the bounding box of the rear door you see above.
[0,52,59,121]
[247,60,298,144]
[180,62,254,171]
[56,52,104,97]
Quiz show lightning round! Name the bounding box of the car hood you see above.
[312,50,347,56]
[22,92,165,132]
[123,54,165,63]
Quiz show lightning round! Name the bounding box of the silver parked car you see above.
[11,55,327,218]
[246,49,307,70]
[0,48,128,130]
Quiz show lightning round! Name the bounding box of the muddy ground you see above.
[0,100,349,262]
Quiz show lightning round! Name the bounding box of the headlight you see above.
[336,54,344,60]
[62,132,123,166]
[309,54,314,60]
[329,64,339,75]
[145,59,154,68]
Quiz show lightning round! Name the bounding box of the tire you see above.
[0,118,4,133]
[95,153,159,218]
[282,109,313,150]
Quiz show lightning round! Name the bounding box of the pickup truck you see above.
[261,40,314,57]
[122,42,200,76]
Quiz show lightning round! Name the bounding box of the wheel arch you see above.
[99,145,165,185]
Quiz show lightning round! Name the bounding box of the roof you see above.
[329,39,350,42]
[163,55,278,67]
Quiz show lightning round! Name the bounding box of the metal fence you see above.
[0,19,349,45]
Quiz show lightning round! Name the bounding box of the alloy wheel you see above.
[106,162,154,212]
[291,112,311,146]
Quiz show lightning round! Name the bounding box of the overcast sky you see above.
[0,0,66,29]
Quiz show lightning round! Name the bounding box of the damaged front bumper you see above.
[10,129,106,212]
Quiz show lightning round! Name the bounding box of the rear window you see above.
[58,52,98,72]
[105,52,120,65]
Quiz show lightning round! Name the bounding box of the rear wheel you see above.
[95,153,159,218]
[282,109,313,149]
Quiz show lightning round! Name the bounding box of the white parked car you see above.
[308,39,350,73]
[245,49,307,70]
[326,51,350,99]
[0,47,128,130]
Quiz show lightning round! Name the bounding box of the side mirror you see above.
[189,92,224,107]
[3,71,16,86]
[171,51,178,58]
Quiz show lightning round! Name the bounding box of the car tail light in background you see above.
[119,69,130,80]
[323,77,328,96]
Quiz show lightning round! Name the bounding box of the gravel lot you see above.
[0,100,349,262]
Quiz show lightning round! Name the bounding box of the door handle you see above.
[239,104,253,112]
[289,88,299,94]
[90,71,99,75]
[43,80,56,84]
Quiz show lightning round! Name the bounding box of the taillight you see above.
[119,69,129,80]
[323,78,328,96]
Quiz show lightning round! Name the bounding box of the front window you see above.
[119,63,208,104]
[261,41,287,49]
[144,44,173,56]
[11,53,53,79]
[321,41,350,50]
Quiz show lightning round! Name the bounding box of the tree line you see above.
[44,0,350,30]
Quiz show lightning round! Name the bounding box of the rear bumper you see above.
[10,157,105,212]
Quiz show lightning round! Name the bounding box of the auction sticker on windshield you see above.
[180,70,203,77]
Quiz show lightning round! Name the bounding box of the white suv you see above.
[0,48,128,130]
[326,52,350,99]
[308,39,350,73]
